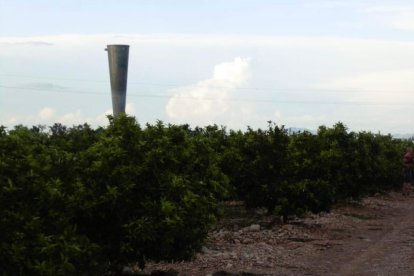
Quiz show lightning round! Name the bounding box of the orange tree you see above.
[0,116,228,275]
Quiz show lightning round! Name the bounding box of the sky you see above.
[2,0,414,134]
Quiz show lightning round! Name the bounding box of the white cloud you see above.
[2,103,138,128]
[0,41,54,47]
[20,82,68,90]
[4,33,414,132]
[391,11,414,31]
[93,109,113,126]
[165,57,251,126]
[361,5,414,31]
[38,107,55,120]
[60,110,84,125]
[286,114,328,125]
[317,69,414,104]
[302,1,362,9]
[56,103,135,126]
[272,111,328,130]
[0,33,407,52]
[125,103,136,114]
[365,6,410,13]
[211,57,250,86]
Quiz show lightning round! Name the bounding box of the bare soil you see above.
[140,191,414,275]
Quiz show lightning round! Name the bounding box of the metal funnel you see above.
[106,44,129,116]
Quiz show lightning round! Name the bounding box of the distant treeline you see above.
[0,115,409,274]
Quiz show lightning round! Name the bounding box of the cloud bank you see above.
[165,57,251,126]
[3,33,414,132]
[2,103,136,128]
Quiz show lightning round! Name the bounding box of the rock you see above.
[240,224,261,233]
[202,246,211,254]
[122,266,134,274]
[249,224,261,232]
[242,238,253,244]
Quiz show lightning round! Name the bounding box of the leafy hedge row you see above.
[0,116,410,274]
[220,122,407,220]
[0,116,227,275]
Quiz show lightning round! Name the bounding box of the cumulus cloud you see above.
[38,107,55,120]
[59,110,84,125]
[125,103,136,114]
[165,57,251,126]
[56,103,135,126]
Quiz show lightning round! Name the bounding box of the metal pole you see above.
[106,45,129,116]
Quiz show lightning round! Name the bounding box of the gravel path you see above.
[141,192,414,275]
[301,193,414,276]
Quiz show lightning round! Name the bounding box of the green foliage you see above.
[222,123,290,213]
[0,117,409,274]
[0,125,101,275]
[0,116,228,274]
[76,116,228,269]
[222,121,407,219]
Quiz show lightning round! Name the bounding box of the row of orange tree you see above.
[219,122,406,221]
[0,115,410,274]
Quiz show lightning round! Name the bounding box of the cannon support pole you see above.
[106,45,129,116]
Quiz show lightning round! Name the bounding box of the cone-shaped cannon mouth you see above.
[106,45,130,116]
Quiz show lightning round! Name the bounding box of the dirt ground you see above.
[140,191,414,275]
